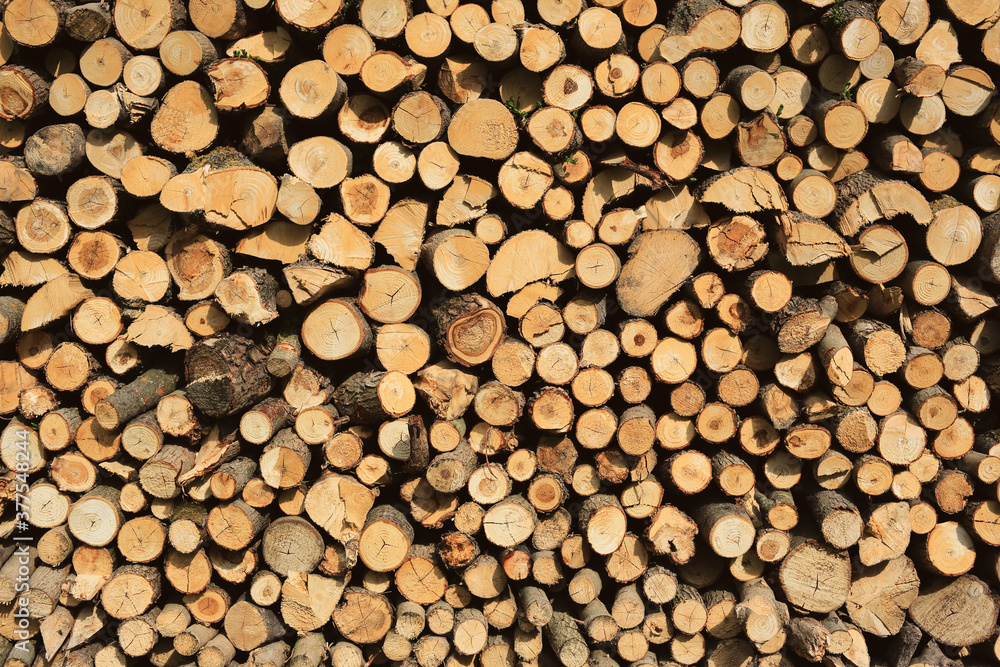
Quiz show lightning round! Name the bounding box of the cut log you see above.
[658,0,740,64]
[161,148,277,230]
[184,335,272,418]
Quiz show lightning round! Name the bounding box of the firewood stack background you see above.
[7,0,1000,663]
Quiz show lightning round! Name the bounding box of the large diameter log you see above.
[184,335,272,417]
[616,231,701,316]
[435,294,506,366]
[834,170,932,236]
[846,556,919,637]
[908,574,999,646]
[447,98,518,160]
[301,298,372,361]
[114,0,183,50]
[780,540,852,613]
[658,0,740,63]
[223,601,285,652]
[333,587,393,645]
[161,148,277,229]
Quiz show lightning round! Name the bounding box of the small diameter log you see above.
[817,324,854,387]
[693,504,755,558]
[260,429,311,489]
[94,368,178,430]
[546,611,590,667]
[197,633,237,667]
[207,500,268,551]
[807,490,863,549]
[240,398,293,445]
[176,623,219,657]
[68,485,122,547]
[712,451,755,496]
[358,505,414,572]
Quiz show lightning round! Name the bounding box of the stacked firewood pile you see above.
[6,0,1000,664]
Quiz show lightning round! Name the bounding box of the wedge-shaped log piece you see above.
[697,167,788,213]
[658,0,740,64]
[486,230,576,297]
[235,220,311,264]
[283,260,355,306]
[214,268,279,325]
[281,571,345,632]
[22,274,93,331]
[304,471,376,547]
[771,212,850,266]
[373,199,427,271]
[126,305,193,351]
[308,213,374,271]
[617,231,700,317]
[0,157,38,202]
[643,186,710,230]
[846,556,919,636]
[834,170,932,236]
[582,167,653,226]
[1,250,66,287]
[160,147,277,230]
[437,175,496,227]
